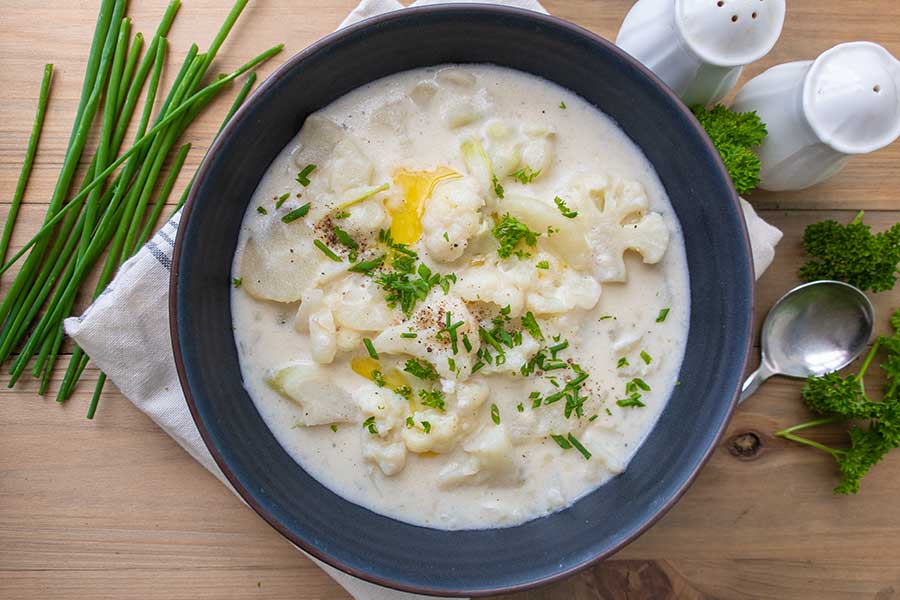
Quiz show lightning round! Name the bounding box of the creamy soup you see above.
[231,64,689,530]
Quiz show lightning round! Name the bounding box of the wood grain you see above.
[1,1,899,599]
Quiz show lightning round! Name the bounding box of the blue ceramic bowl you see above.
[171,5,753,596]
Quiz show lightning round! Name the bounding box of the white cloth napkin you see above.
[64,1,782,598]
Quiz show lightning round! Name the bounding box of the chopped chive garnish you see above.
[536,260,550,270]
[363,338,378,359]
[599,315,613,321]
[313,239,342,262]
[640,350,652,365]
[348,254,385,274]
[472,361,485,374]
[549,339,568,357]
[256,206,268,215]
[522,311,543,340]
[362,416,378,434]
[462,333,473,353]
[567,433,591,460]
[551,434,572,449]
[275,192,290,209]
[617,357,629,368]
[490,403,500,425]
[559,101,567,109]
[296,163,316,186]
[334,226,358,249]
[282,202,311,223]
[443,231,450,242]
[589,414,598,422]
[634,378,651,391]
[232,277,242,288]
[334,209,350,219]
[656,308,670,322]
[448,357,456,372]
[400,332,417,339]
[554,196,578,218]
[617,394,646,408]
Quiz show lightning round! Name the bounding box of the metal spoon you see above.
[739,280,874,403]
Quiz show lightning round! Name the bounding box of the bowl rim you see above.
[170,3,754,596]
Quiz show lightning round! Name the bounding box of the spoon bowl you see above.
[740,280,874,402]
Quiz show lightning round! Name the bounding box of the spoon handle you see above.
[739,362,775,404]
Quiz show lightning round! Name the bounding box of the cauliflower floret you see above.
[437,425,520,488]
[479,333,542,376]
[358,388,407,436]
[455,380,489,413]
[362,436,407,476]
[421,178,485,263]
[402,410,460,454]
[336,328,362,352]
[337,196,388,238]
[573,176,670,282]
[441,88,493,129]
[520,125,556,176]
[328,274,397,332]
[455,253,600,317]
[308,308,337,364]
[265,361,358,426]
[373,290,480,379]
[483,120,556,179]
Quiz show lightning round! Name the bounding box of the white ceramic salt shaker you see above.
[732,42,900,191]
[616,0,786,106]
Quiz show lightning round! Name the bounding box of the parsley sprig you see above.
[776,308,900,494]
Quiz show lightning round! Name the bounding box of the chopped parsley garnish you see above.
[282,203,311,223]
[605,407,613,416]
[362,416,378,434]
[406,416,414,429]
[363,338,378,359]
[536,260,550,270]
[395,385,412,401]
[510,167,541,184]
[517,403,524,412]
[640,350,652,365]
[492,174,505,199]
[521,311,544,341]
[656,308,670,322]
[421,421,432,433]
[559,101,567,109]
[493,214,540,259]
[442,231,450,242]
[371,370,385,387]
[550,433,571,449]
[333,226,358,250]
[567,433,591,460]
[256,206,268,215]
[546,225,559,237]
[333,209,350,220]
[589,414,598,422]
[330,424,338,432]
[617,394,646,408]
[313,239,342,262]
[554,196,578,218]
[617,357,629,369]
[490,403,501,425]
[296,163,317,186]
[372,231,454,315]
[348,255,385,274]
[232,277,242,288]
[419,389,446,411]
[448,357,456,372]
[275,192,290,209]
[400,332,417,339]
[404,358,439,381]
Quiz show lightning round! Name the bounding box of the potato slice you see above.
[266,362,358,426]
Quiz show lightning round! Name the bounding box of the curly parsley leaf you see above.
[493,214,540,259]
[691,104,767,195]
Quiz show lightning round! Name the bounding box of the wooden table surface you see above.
[2,0,899,598]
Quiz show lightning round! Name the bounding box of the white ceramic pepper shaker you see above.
[616,0,786,107]
[732,42,900,191]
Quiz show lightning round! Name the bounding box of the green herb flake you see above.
[559,101,567,109]
[617,357,629,369]
[521,311,544,341]
[517,403,524,413]
[362,416,378,434]
[256,206,268,215]
[617,394,646,408]
[275,192,290,209]
[492,174,505,199]
[282,203,311,223]
[334,209,350,219]
[400,332,417,339]
[490,403,501,425]
[334,226,359,250]
[296,163,317,186]
[536,260,550,270]
[493,214,540,259]
[422,421,432,433]
[568,433,592,460]
[462,333,473,353]
[640,350,652,365]
[406,416,414,429]
[348,255,385,274]
[589,414,598,422]
[599,315,613,321]
[656,308,670,323]
[363,338,378,360]
[232,277,242,288]
[510,167,541,184]
[313,239,342,262]
[404,358,439,381]
[371,370,386,387]
[330,424,338,432]
[419,389,446,411]
[554,196,578,219]
[551,433,572,449]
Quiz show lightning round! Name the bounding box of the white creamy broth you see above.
[231,64,690,530]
